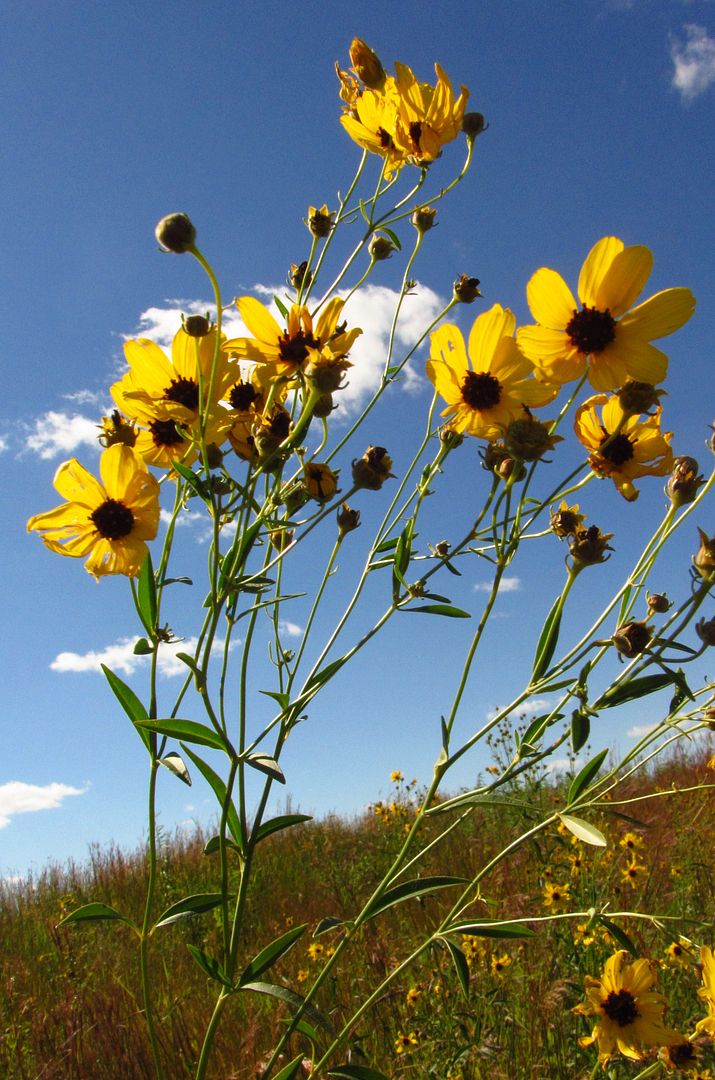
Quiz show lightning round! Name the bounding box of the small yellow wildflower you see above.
[664,939,694,967]
[620,832,645,853]
[696,945,715,1036]
[543,881,571,909]
[405,986,422,1006]
[621,859,648,890]
[307,942,324,962]
[394,1031,418,1054]
[390,770,405,783]
[490,953,512,977]
[296,969,309,984]
[574,923,597,948]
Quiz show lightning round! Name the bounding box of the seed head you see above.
[462,112,487,139]
[613,620,653,659]
[411,206,437,233]
[183,314,211,337]
[646,592,672,615]
[352,446,394,490]
[696,617,715,647]
[504,414,562,462]
[667,456,704,508]
[569,525,614,568]
[155,212,196,253]
[694,529,715,579]
[453,273,482,304]
[617,380,665,417]
[369,234,397,261]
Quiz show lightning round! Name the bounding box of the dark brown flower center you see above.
[461,371,502,410]
[278,330,319,367]
[164,376,199,411]
[602,989,639,1027]
[149,418,186,447]
[566,306,616,354]
[91,498,134,540]
[229,381,260,410]
[378,126,393,149]
[409,121,422,150]
[267,408,291,440]
[600,432,634,466]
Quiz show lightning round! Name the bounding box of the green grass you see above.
[2,749,714,1079]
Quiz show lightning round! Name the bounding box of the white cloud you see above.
[159,508,205,528]
[0,781,87,829]
[628,723,659,738]
[544,756,582,775]
[25,410,102,459]
[278,620,303,638]
[474,575,521,594]
[132,300,246,349]
[63,389,105,407]
[487,698,552,722]
[50,635,234,678]
[0,435,7,454]
[671,25,715,101]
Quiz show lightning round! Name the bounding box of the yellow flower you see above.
[302,462,340,503]
[517,236,695,390]
[542,881,571,909]
[491,953,512,977]
[621,858,648,890]
[696,945,715,1036]
[391,61,469,166]
[574,922,597,948]
[619,831,645,853]
[574,950,683,1066]
[569,852,585,878]
[550,500,586,539]
[307,942,324,962]
[426,304,558,440]
[390,770,404,783]
[224,297,361,384]
[659,1039,700,1073]
[27,445,160,579]
[664,938,694,967]
[394,1031,418,1054]
[405,986,422,1005]
[574,393,673,501]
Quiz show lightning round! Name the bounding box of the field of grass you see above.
[2,746,715,1080]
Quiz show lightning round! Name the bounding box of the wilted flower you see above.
[696,617,715,647]
[348,37,386,90]
[612,620,652,659]
[694,530,715,579]
[307,204,334,238]
[504,413,562,461]
[550,500,585,539]
[452,273,482,303]
[617,380,665,417]
[569,525,614,567]
[289,261,312,291]
[337,502,360,539]
[352,446,394,490]
[302,462,339,503]
[411,205,437,232]
[369,233,396,261]
[98,410,137,448]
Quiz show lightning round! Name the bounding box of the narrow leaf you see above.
[175,652,205,690]
[532,597,562,681]
[101,664,151,751]
[58,902,133,928]
[245,753,285,783]
[260,689,290,711]
[240,981,334,1034]
[273,294,290,320]
[328,1068,391,1080]
[136,718,228,752]
[444,938,470,1000]
[159,752,192,786]
[558,814,607,847]
[597,672,674,709]
[363,876,467,921]
[254,814,312,844]
[273,1058,304,1080]
[172,460,207,498]
[599,917,638,956]
[405,604,471,618]
[238,924,307,985]
[203,834,242,856]
[382,226,402,250]
[568,748,608,805]
[181,744,244,848]
[162,576,193,586]
[314,916,347,936]
[187,945,233,988]
[155,893,226,928]
[570,709,590,753]
[445,920,536,939]
[137,551,157,633]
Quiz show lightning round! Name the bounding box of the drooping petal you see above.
[594,245,653,317]
[467,304,516,371]
[315,297,346,341]
[425,357,463,404]
[53,458,105,508]
[526,268,577,330]
[578,237,623,307]
[618,287,696,340]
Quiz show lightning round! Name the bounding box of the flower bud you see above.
[462,112,486,139]
[204,443,224,470]
[312,392,336,418]
[352,446,394,490]
[303,462,339,503]
[617,380,664,417]
[696,617,715,647]
[646,592,672,615]
[569,525,614,567]
[694,529,715,579]
[349,38,386,90]
[667,456,704,508]
[504,414,562,462]
[550,500,585,540]
[612,620,652,659]
[290,260,312,290]
[304,354,350,395]
[369,234,396,261]
[411,206,437,233]
[480,441,525,481]
[307,204,334,238]
[270,529,294,552]
[183,314,211,337]
[98,410,137,449]
[337,502,361,539]
[439,426,464,450]
[453,273,482,303]
[155,213,196,253]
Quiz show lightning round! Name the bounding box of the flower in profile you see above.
[696,946,715,1036]
[694,530,715,580]
[517,236,695,390]
[390,770,405,783]
[27,444,160,579]
[224,297,361,385]
[306,204,334,238]
[426,305,558,440]
[574,950,684,1066]
[574,394,673,501]
[302,462,339,503]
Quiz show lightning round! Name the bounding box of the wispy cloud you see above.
[63,389,106,407]
[0,435,8,454]
[50,635,234,678]
[486,697,551,722]
[25,410,102,459]
[544,756,582,775]
[0,781,87,829]
[671,25,715,102]
[278,620,303,638]
[474,576,521,594]
[628,723,659,738]
[159,508,205,529]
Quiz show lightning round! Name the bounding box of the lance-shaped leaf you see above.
[443,938,470,1000]
[187,945,233,989]
[181,744,244,849]
[328,1068,392,1080]
[240,982,334,1034]
[570,709,590,753]
[599,917,637,956]
[245,753,285,783]
[155,893,226,928]
[136,718,229,752]
[101,664,151,751]
[176,652,205,691]
[567,748,609,805]
[253,814,312,844]
[314,916,347,936]
[404,604,471,618]
[273,1058,305,1080]
[136,551,157,634]
[159,752,192,786]
[595,671,674,709]
[443,920,536,939]
[58,903,135,929]
[363,876,467,921]
[558,814,607,847]
[532,596,563,682]
[238,924,308,985]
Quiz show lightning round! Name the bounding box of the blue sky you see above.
[2,0,714,879]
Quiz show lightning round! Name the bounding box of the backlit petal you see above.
[526,268,577,329]
[619,287,696,340]
[467,304,516,371]
[595,246,653,317]
[237,297,283,345]
[53,458,105,508]
[578,237,623,307]
[100,444,144,500]
[429,324,468,374]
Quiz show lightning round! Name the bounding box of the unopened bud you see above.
[205,443,224,470]
[504,415,562,462]
[612,620,652,659]
[480,441,525,481]
[307,204,334,238]
[411,206,437,233]
[453,273,482,303]
[303,462,339,503]
[155,213,196,253]
[646,592,672,615]
[617,380,664,416]
[694,529,715,579]
[183,314,211,337]
[462,112,486,139]
[696,617,715,647]
[349,38,386,90]
[290,261,312,290]
[312,392,336,418]
[667,456,704,508]
[337,502,361,539]
[369,234,396,261]
[439,426,464,450]
[352,445,394,490]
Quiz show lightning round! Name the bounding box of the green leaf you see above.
[444,920,536,939]
[203,834,242,856]
[58,902,134,928]
[181,744,244,849]
[172,459,208,499]
[444,938,470,1000]
[245,753,285,783]
[558,814,607,847]
[273,294,290,320]
[101,664,151,752]
[598,917,638,956]
[363,876,467,921]
[240,981,334,1034]
[137,551,157,634]
[570,709,590,753]
[568,748,608,805]
[382,226,402,250]
[238,924,308,985]
[517,713,558,756]
[155,893,226,928]
[159,752,192,786]
[314,916,347,936]
[254,814,312,844]
[532,596,563,682]
[596,672,674,709]
[404,604,471,618]
[175,652,205,691]
[328,1068,391,1080]
[133,637,153,655]
[162,576,193,586]
[273,1057,304,1080]
[136,718,229,752]
[187,945,233,988]
[260,689,291,712]
[373,537,399,554]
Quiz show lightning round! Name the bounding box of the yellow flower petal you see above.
[429,324,468,373]
[467,304,516,372]
[594,245,653,317]
[99,443,144,500]
[607,331,669,385]
[577,237,624,307]
[619,287,696,339]
[526,268,577,329]
[237,296,283,346]
[53,459,105,508]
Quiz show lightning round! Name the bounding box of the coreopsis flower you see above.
[619,832,645,853]
[27,444,160,579]
[574,950,684,1066]
[224,297,361,384]
[659,1039,701,1072]
[517,236,695,390]
[574,394,673,501]
[621,858,648,889]
[542,881,571,909]
[391,61,469,166]
[426,305,558,440]
[394,1031,418,1054]
[405,986,422,1005]
[302,462,339,503]
[696,946,715,1036]
[348,38,386,90]
[98,409,137,448]
[663,939,694,967]
[491,953,512,977]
